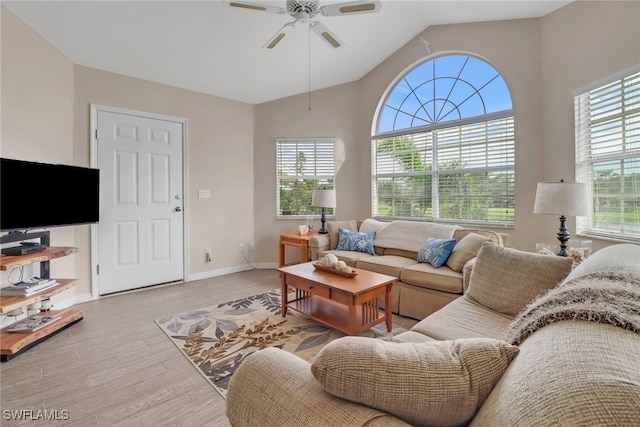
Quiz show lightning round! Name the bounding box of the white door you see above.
[96,109,185,295]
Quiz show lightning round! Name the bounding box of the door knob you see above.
[175,207,182,212]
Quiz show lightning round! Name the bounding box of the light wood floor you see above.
[0,269,417,427]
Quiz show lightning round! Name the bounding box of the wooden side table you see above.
[279,232,319,268]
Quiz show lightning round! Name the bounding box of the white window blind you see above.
[276,138,335,217]
[575,67,640,241]
[373,117,514,224]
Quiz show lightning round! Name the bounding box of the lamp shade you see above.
[533,181,590,216]
[312,189,336,208]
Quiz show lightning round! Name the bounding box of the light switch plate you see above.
[198,189,211,199]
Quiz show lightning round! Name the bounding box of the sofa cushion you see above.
[319,250,374,267]
[446,232,492,272]
[336,228,376,255]
[563,243,640,283]
[453,228,502,245]
[471,321,640,426]
[311,336,519,427]
[406,296,514,341]
[359,218,389,234]
[326,220,358,250]
[400,263,463,294]
[417,237,457,267]
[381,247,418,259]
[354,255,418,278]
[466,243,574,317]
[374,220,459,252]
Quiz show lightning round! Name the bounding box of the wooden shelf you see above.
[0,238,82,361]
[0,309,84,361]
[0,279,78,314]
[0,246,78,270]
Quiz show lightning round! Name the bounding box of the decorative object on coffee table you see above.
[533,180,589,257]
[312,189,336,234]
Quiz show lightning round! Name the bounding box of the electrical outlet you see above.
[205,247,212,263]
[238,243,244,252]
[249,242,255,251]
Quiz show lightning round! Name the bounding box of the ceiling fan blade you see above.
[319,0,381,17]
[311,21,344,49]
[263,22,296,49]
[224,0,286,14]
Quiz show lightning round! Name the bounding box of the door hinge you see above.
[95,129,99,140]
[97,265,99,275]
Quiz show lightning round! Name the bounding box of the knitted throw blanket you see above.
[506,271,640,346]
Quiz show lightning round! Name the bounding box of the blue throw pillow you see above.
[336,228,376,255]
[418,237,457,268]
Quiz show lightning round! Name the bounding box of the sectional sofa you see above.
[227,242,640,426]
[308,219,511,319]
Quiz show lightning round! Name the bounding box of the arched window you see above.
[372,54,515,225]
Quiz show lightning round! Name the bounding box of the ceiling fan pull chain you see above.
[308,20,312,111]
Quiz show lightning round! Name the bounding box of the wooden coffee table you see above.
[278,262,396,336]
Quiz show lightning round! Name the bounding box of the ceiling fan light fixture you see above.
[229,0,380,49]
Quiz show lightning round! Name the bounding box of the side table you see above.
[279,232,319,268]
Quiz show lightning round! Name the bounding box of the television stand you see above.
[0,231,84,361]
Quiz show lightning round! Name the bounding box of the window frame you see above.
[276,137,335,219]
[372,54,515,227]
[574,64,640,242]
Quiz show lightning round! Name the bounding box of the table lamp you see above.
[533,180,589,257]
[312,189,336,234]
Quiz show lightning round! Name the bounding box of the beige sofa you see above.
[227,243,640,426]
[308,219,511,319]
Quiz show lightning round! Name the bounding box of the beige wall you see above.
[2,6,255,299]
[540,0,640,251]
[1,6,76,293]
[253,1,640,259]
[73,66,255,286]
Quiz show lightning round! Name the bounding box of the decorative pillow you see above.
[417,237,457,267]
[467,242,574,317]
[446,232,492,272]
[336,228,375,255]
[326,220,358,250]
[311,336,519,427]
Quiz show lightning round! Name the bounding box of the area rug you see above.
[155,288,406,398]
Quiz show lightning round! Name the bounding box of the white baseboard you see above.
[188,263,277,282]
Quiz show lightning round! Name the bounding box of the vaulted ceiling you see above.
[3,1,572,104]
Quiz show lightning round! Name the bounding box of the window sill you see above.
[576,232,640,245]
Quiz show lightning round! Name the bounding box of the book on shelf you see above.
[6,314,62,333]
[0,279,59,296]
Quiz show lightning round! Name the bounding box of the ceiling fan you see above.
[225,0,381,49]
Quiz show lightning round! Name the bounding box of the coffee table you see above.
[278,262,396,336]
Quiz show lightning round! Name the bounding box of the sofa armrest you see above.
[462,258,476,293]
[499,233,512,248]
[308,234,331,260]
[227,347,409,427]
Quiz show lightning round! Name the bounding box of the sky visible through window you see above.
[379,55,512,133]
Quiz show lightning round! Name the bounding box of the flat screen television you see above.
[1,158,100,232]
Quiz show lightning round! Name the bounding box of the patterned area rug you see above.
[155,288,405,398]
